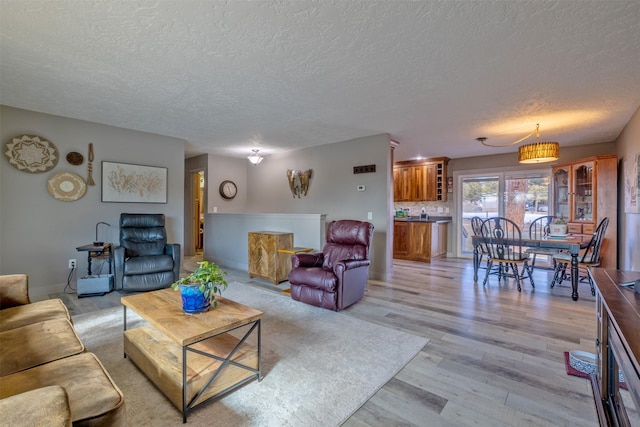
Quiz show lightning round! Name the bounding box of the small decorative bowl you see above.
[569,350,624,383]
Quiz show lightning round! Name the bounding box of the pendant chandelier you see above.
[247,149,263,165]
[477,124,559,164]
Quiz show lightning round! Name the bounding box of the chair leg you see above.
[551,263,562,288]
[588,276,596,296]
[525,261,535,288]
[511,263,522,292]
[483,260,493,287]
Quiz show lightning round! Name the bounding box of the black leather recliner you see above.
[113,213,180,292]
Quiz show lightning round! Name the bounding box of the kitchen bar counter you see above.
[394,216,452,223]
[393,218,449,262]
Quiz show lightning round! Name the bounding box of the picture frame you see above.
[624,151,640,213]
[101,161,167,203]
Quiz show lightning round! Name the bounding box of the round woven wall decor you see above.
[4,134,59,173]
[47,172,87,202]
[66,151,84,165]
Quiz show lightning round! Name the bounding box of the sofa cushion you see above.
[0,385,71,427]
[0,299,70,332]
[124,254,174,275]
[0,352,125,426]
[0,318,85,376]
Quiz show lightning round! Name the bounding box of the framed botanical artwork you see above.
[101,161,167,203]
[624,151,640,213]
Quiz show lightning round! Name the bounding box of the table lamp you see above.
[94,221,111,246]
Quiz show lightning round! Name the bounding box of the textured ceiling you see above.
[1,1,639,161]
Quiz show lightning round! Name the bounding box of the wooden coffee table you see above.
[121,288,263,423]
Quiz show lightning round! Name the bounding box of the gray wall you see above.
[0,106,186,299]
[199,134,392,280]
[616,105,640,271]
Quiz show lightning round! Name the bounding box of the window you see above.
[458,170,550,257]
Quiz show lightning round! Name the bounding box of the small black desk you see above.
[76,243,113,276]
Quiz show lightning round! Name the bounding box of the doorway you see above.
[191,171,205,254]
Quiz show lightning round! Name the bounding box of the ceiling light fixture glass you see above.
[477,123,559,164]
[247,149,263,165]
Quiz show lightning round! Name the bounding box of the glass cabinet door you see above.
[553,167,570,220]
[573,162,594,222]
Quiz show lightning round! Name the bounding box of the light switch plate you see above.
[357,185,366,191]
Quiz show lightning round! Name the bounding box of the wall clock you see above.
[219,180,237,200]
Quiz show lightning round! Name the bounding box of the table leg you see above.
[87,252,93,275]
[571,253,579,301]
[473,243,479,282]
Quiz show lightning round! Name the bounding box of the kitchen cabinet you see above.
[248,231,293,284]
[393,220,448,263]
[393,157,449,202]
[430,222,448,258]
[551,155,617,268]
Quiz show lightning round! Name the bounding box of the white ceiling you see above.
[1,1,639,162]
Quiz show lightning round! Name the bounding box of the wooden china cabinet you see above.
[551,155,617,268]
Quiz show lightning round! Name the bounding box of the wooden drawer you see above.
[567,223,583,234]
[582,223,595,235]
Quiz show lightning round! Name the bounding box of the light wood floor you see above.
[52,256,636,426]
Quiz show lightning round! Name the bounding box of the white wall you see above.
[0,106,186,299]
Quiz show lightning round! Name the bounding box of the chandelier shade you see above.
[247,149,263,165]
[518,141,559,163]
[478,123,560,164]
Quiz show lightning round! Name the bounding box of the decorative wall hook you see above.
[286,169,312,198]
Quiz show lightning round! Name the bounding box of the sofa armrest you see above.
[164,243,181,282]
[0,274,31,309]
[291,252,323,269]
[334,259,370,274]
[0,385,71,427]
[113,246,125,291]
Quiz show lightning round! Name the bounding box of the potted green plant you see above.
[171,260,228,314]
[550,217,568,236]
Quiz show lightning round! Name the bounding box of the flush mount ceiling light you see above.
[247,149,263,165]
[477,123,559,164]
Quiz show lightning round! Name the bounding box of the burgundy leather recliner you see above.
[288,220,374,311]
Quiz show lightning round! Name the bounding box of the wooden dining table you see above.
[471,234,591,301]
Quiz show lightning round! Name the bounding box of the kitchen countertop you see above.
[394,216,452,223]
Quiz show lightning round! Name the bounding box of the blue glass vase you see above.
[179,283,211,314]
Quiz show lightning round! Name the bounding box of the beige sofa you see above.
[0,274,125,426]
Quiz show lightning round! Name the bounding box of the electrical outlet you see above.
[68,259,76,269]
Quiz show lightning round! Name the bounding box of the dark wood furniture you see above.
[76,243,112,276]
[393,157,449,202]
[551,155,617,268]
[471,234,590,300]
[588,268,640,427]
[393,219,449,263]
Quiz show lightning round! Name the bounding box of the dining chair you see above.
[550,217,609,296]
[480,216,534,292]
[470,216,489,269]
[526,215,558,270]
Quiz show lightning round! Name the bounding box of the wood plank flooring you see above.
[51,256,639,426]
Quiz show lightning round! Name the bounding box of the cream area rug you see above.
[73,282,428,426]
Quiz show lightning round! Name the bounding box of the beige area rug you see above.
[73,282,428,426]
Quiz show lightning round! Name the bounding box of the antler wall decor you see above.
[286,169,312,198]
